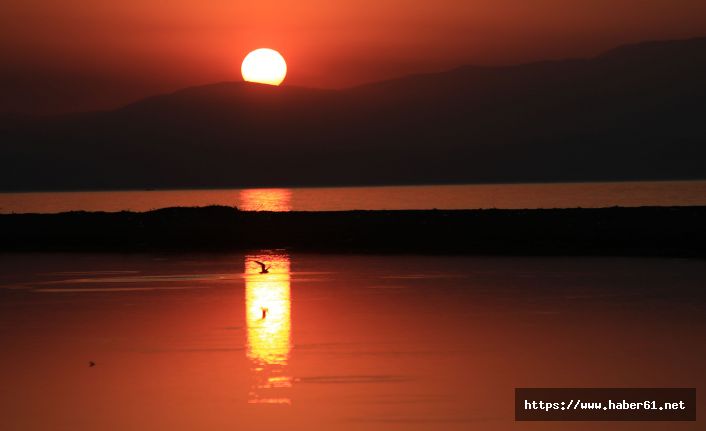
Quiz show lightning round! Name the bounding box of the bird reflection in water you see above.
[245,252,292,405]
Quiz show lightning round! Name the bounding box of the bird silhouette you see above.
[253,260,270,274]
[89,361,96,367]
[261,307,269,319]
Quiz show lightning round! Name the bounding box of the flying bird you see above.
[89,361,96,367]
[253,260,270,274]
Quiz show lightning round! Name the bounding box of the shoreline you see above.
[1,206,705,257]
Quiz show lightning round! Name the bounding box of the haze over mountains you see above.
[1,37,705,191]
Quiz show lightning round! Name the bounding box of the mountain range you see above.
[1,36,705,191]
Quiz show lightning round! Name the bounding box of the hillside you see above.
[1,37,705,191]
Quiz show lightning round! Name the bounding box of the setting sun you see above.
[241,48,287,86]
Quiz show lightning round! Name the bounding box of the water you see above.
[1,252,704,430]
[1,180,705,213]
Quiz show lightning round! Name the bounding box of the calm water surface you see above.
[1,180,706,213]
[1,253,705,430]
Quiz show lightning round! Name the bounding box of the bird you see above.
[261,307,269,319]
[89,361,96,367]
[253,260,270,274]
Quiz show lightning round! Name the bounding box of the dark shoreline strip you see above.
[1,206,704,257]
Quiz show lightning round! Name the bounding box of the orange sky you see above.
[2,0,706,113]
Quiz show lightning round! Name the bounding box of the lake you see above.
[1,180,706,213]
[1,252,704,430]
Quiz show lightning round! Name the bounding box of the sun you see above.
[241,48,287,86]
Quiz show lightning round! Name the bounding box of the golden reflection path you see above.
[239,188,292,211]
[245,251,292,405]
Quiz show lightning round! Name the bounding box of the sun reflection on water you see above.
[245,252,292,404]
[239,189,292,211]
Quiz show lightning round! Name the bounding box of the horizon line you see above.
[3,34,705,118]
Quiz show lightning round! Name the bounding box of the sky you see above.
[2,0,706,114]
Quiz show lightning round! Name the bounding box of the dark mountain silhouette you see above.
[1,37,705,191]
